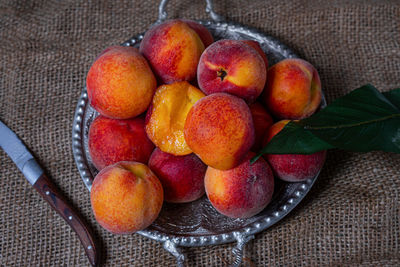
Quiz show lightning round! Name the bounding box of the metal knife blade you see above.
[0,119,100,266]
[0,120,43,185]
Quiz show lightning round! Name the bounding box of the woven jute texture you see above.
[1,0,400,266]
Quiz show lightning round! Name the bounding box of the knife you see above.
[0,120,100,266]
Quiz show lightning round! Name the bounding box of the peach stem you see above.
[217,68,227,81]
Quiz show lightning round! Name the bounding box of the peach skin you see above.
[241,40,268,70]
[197,39,266,103]
[90,161,163,234]
[145,81,205,155]
[88,115,155,170]
[87,46,157,119]
[181,19,214,47]
[249,102,274,152]
[263,120,326,182]
[184,93,255,170]
[148,148,207,203]
[205,152,274,218]
[263,58,321,119]
[139,20,205,83]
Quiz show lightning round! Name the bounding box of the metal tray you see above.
[72,1,326,266]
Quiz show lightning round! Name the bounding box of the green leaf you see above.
[383,88,400,109]
[252,85,400,162]
[250,121,333,163]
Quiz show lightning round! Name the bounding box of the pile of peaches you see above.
[86,19,326,234]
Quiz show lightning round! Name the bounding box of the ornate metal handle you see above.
[163,232,254,267]
[163,241,186,267]
[230,233,255,267]
[157,0,225,23]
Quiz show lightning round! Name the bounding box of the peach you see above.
[262,58,321,119]
[181,19,214,47]
[263,120,326,182]
[87,46,157,119]
[241,40,268,70]
[197,39,266,103]
[148,148,207,203]
[249,102,274,152]
[88,115,155,170]
[139,20,205,83]
[205,152,274,218]
[90,161,163,234]
[145,81,205,155]
[184,93,255,170]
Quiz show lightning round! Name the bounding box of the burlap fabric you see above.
[1,0,399,266]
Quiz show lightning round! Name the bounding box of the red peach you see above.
[90,161,163,234]
[263,58,321,119]
[205,152,274,218]
[139,20,205,83]
[197,39,266,103]
[249,102,274,152]
[88,115,155,170]
[148,148,207,203]
[263,120,326,182]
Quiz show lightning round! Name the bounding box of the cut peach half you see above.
[145,81,205,155]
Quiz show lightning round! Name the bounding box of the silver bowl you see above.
[72,1,326,266]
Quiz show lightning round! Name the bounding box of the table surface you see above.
[1,0,399,266]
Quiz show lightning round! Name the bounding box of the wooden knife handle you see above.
[33,173,100,266]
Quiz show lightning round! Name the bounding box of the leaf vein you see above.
[303,113,400,130]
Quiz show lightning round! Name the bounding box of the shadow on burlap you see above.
[0,0,399,266]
